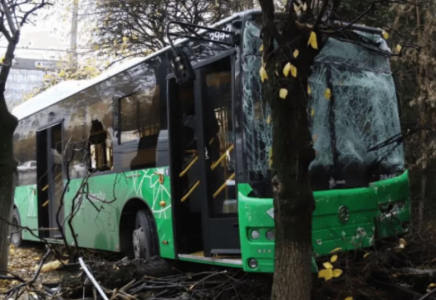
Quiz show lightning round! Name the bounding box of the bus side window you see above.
[117,87,161,170]
[89,120,112,171]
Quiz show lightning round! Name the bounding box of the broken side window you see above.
[89,119,112,171]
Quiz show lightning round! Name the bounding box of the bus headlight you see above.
[251,230,260,240]
[266,230,274,240]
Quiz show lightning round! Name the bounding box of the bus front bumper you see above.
[237,171,410,273]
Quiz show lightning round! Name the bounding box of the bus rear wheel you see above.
[132,210,153,259]
[10,209,23,248]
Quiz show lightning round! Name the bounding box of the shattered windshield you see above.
[241,20,405,194]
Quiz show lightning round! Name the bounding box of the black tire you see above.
[10,209,23,248]
[132,210,155,259]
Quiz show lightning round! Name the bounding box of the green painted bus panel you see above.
[15,167,175,259]
[63,167,175,259]
[15,169,409,273]
[14,185,40,241]
[237,171,410,273]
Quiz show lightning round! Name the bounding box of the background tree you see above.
[0,0,51,273]
[388,1,436,231]
[80,0,255,60]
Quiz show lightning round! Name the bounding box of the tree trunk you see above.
[257,1,318,298]
[271,83,315,300]
[0,36,19,274]
[0,93,18,273]
[418,173,427,232]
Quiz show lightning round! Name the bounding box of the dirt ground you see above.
[0,243,71,294]
[2,233,436,300]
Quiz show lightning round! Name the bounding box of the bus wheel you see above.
[133,210,153,259]
[10,209,23,247]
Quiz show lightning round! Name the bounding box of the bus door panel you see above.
[36,122,64,238]
[194,56,240,256]
[168,80,204,254]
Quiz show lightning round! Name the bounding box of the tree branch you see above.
[1,0,17,35]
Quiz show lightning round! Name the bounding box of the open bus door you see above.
[168,53,240,258]
[36,122,64,239]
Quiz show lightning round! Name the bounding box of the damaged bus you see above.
[11,10,410,272]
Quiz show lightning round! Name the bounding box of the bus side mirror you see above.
[170,47,195,86]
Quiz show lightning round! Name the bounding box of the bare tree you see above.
[0,0,51,273]
[81,0,254,59]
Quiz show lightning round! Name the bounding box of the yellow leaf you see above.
[293,3,300,13]
[302,2,308,11]
[290,64,297,78]
[310,108,315,117]
[382,30,389,40]
[345,297,353,300]
[318,268,333,281]
[283,62,291,77]
[267,115,271,124]
[307,86,312,95]
[122,36,129,43]
[428,283,436,289]
[279,88,288,99]
[324,88,331,100]
[59,70,66,77]
[330,255,338,263]
[293,49,299,58]
[396,44,402,53]
[283,63,297,78]
[259,44,264,52]
[364,252,370,258]
[308,31,318,50]
[323,262,333,269]
[332,269,343,278]
[268,148,273,168]
[259,66,268,83]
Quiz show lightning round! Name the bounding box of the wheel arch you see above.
[119,197,159,257]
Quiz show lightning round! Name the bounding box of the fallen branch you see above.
[79,257,109,300]
[393,268,436,279]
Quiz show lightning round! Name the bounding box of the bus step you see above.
[178,252,242,266]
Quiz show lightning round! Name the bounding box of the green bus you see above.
[11,10,410,272]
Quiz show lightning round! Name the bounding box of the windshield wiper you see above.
[367,127,429,171]
[368,127,429,153]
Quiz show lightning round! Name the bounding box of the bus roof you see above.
[11,10,252,121]
[12,56,148,120]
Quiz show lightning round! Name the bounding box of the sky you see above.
[0,1,74,61]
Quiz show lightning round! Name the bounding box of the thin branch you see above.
[313,0,331,29]
[0,21,11,41]
[1,0,17,35]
